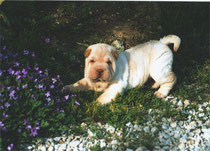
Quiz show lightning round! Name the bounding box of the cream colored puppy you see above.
[64,35,181,105]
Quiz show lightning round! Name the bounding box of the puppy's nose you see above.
[96,69,104,75]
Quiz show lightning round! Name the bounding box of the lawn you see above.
[0,1,209,150]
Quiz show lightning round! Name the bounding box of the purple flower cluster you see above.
[24,119,40,137]
[7,143,14,151]
[0,35,80,150]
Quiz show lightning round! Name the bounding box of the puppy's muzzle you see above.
[96,69,104,77]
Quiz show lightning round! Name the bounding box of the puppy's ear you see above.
[84,48,91,58]
[111,50,118,60]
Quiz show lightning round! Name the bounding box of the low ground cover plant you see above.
[0,36,82,150]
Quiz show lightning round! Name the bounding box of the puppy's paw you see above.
[96,99,107,105]
[154,91,165,98]
[152,82,160,89]
[96,95,111,105]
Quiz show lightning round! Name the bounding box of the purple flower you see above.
[24,119,28,125]
[75,101,80,106]
[46,97,51,102]
[45,38,50,43]
[3,45,6,50]
[38,70,42,74]
[22,68,27,75]
[50,84,54,89]
[8,68,15,75]
[9,90,15,98]
[7,143,14,151]
[0,121,4,127]
[13,53,18,57]
[52,78,57,84]
[26,125,32,130]
[64,95,69,100]
[34,78,38,83]
[29,125,40,137]
[22,84,28,89]
[16,75,21,80]
[24,50,29,55]
[37,84,43,89]
[36,122,40,126]
[32,52,36,57]
[0,69,5,76]
[27,66,31,70]
[13,61,20,67]
[56,108,59,112]
[3,112,8,118]
[16,87,20,91]
[31,94,36,100]
[71,94,77,98]
[14,70,21,76]
[45,91,50,97]
[34,66,39,71]
[30,129,38,137]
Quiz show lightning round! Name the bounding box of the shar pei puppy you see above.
[64,35,181,105]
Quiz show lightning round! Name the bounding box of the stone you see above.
[59,144,67,150]
[112,145,118,150]
[177,100,183,107]
[134,124,141,131]
[87,129,95,137]
[54,144,59,150]
[100,140,106,148]
[27,145,34,150]
[143,126,150,133]
[135,147,147,151]
[184,99,190,107]
[38,145,46,151]
[189,121,197,128]
[111,139,118,145]
[126,148,133,151]
[48,146,54,151]
[126,122,133,128]
[81,122,87,127]
[162,123,169,130]
[170,122,177,128]
[178,143,185,150]
[195,129,201,134]
[151,127,158,134]
[107,126,115,134]
[174,133,180,139]
[53,137,60,142]
[70,140,80,148]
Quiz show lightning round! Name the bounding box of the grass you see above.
[0,1,209,150]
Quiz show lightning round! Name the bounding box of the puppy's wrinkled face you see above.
[84,44,118,90]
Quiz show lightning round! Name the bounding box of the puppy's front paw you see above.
[154,91,165,98]
[96,95,111,105]
[152,82,160,89]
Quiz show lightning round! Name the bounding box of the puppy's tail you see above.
[160,35,181,51]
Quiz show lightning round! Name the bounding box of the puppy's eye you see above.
[90,60,95,63]
[107,60,112,65]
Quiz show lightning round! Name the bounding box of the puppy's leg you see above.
[64,78,92,92]
[96,82,125,105]
[153,72,176,98]
[151,82,160,89]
